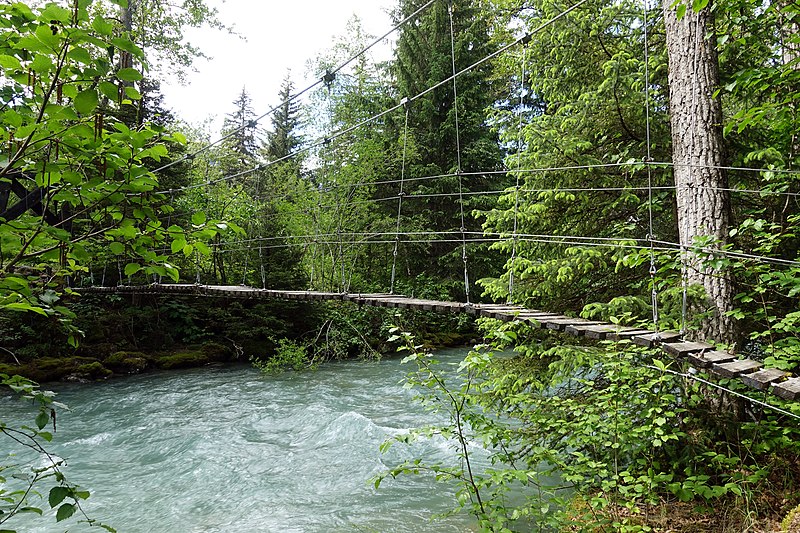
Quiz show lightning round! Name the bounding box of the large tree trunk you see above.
[663,1,737,346]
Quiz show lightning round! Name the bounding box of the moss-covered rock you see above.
[70,361,113,381]
[2,356,106,383]
[153,351,210,370]
[104,351,150,374]
[200,341,233,361]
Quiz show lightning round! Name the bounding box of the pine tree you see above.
[264,73,302,161]
[393,0,504,297]
[220,87,260,176]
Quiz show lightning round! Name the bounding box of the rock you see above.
[104,351,151,374]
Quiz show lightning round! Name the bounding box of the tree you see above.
[219,87,260,177]
[0,2,229,527]
[264,72,302,161]
[663,0,737,345]
[115,0,235,81]
[393,0,505,297]
[481,0,674,321]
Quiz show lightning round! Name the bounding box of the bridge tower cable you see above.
[390,98,411,295]
[508,44,528,305]
[448,0,470,304]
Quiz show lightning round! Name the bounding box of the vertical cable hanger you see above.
[508,44,528,304]
[642,0,660,333]
[448,0,470,304]
[391,98,411,295]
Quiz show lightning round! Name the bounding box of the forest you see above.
[1,0,799,531]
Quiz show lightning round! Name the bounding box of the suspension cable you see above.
[152,0,592,198]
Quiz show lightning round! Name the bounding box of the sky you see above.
[160,0,395,133]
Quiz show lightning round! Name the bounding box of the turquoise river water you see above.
[1,349,487,532]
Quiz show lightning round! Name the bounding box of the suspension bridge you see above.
[76,282,800,403]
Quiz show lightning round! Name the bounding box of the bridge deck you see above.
[77,283,800,402]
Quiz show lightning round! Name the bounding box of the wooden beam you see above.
[711,359,763,379]
[741,368,790,391]
[772,378,800,401]
[633,331,681,347]
[662,341,714,357]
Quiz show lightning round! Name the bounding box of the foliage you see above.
[251,337,317,373]
[377,320,800,531]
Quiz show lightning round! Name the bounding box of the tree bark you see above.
[663,1,737,346]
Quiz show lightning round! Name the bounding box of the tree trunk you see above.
[663,1,737,346]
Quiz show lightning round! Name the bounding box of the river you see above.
[1,349,486,532]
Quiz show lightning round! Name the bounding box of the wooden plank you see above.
[519,314,565,328]
[478,306,524,319]
[605,328,654,341]
[633,331,681,347]
[688,350,735,368]
[662,341,714,357]
[772,377,800,401]
[567,324,646,340]
[543,318,602,332]
[565,323,611,337]
[711,359,763,378]
[741,368,790,391]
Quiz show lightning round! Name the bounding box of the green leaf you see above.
[109,242,125,255]
[48,486,70,508]
[99,81,119,100]
[191,212,207,225]
[691,0,709,11]
[91,16,114,36]
[676,3,686,18]
[170,238,186,254]
[35,410,49,430]
[0,54,22,70]
[124,263,141,276]
[194,241,211,256]
[2,302,49,316]
[56,503,76,522]
[67,46,92,65]
[30,55,53,73]
[116,67,142,82]
[74,89,99,115]
[124,86,141,100]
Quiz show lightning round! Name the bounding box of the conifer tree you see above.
[393,0,504,297]
[220,87,260,176]
[264,73,303,161]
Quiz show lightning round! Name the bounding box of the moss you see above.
[2,356,105,383]
[72,361,112,381]
[153,351,210,370]
[200,341,233,361]
[104,351,150,374]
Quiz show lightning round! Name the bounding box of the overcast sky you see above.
[160,0,395,132]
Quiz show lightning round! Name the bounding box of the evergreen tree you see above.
[264,73,302,161]
[393,0,505,298]
[220,87,260,176]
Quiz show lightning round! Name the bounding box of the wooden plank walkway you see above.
[76,283,800,402]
